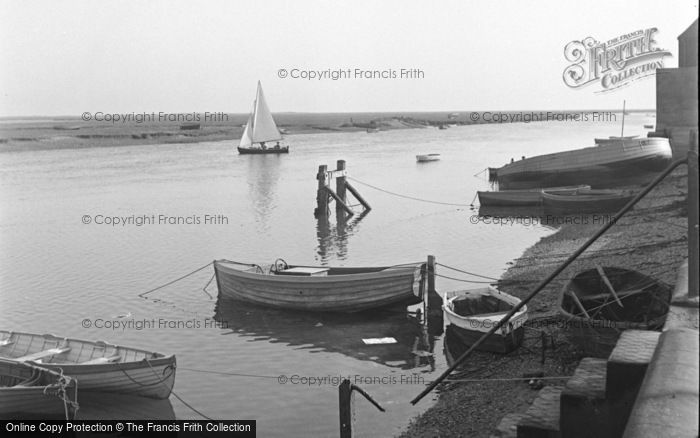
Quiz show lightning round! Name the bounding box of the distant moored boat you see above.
[416,153,440,162]
[489,137,672,189]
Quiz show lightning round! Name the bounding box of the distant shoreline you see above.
[0,109,654,153]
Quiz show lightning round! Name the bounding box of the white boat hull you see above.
[0,331,176,399]
[214,260,425,312]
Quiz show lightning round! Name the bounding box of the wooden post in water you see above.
[688,131,699,298]
[426,255,441,316]
[336,160,347,216]
[315,165,328,217]
[339,379,353,438]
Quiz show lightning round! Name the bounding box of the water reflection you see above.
[214,296,435,371]
[76,392,176,420]
[245,155,283,231]
[315,210,369,263]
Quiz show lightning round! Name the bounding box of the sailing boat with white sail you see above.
[237,81,289,154]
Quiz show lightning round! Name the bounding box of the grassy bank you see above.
[399,168,689,437]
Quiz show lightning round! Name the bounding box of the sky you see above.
[0,0,698,116]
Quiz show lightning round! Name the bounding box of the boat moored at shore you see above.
[442,287,528,353]
[489,137,672,189]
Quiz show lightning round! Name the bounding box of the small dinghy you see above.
[477,185,590,207]
[0,331,176,399]
[542,188,635,213]
[442,287,528,353]
[0,359,78,419]
[559,266,672,357]
[416,153,441,162]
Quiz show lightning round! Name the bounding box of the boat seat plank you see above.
[15,347,71,362]
[80,355,121,365]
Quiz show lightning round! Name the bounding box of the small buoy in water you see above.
[113,312,132,319]
[315,322,323,327]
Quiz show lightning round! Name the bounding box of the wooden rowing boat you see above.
[477,185,590,207]
[213,259,426,312]
[489,137,672,189]
[542,188,635,213]
[559,266,671,357]
[0,330,176,399]
[0,359,78,419]
[442,287,528,353]
[416,153,441,162]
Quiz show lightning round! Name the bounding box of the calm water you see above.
[0,114,653,436]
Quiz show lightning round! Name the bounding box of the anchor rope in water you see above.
[138,262,214,297]
[347,176,472,207]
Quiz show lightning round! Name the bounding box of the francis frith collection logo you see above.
[563,28,672,93]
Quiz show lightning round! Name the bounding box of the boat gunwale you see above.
[442,287,528,324]
[0,330,174,364]
[214,260,423,284]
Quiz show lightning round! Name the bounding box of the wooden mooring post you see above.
[339,379,385,438]
[315,160,371,219]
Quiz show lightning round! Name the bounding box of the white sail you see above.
[239,115,253,148]
[251,81,282,143]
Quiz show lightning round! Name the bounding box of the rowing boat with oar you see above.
[213,258,426,312]
[442,287,528,353]
[558,266,671,357]
[0,358,78,419]
[0,330,176,399]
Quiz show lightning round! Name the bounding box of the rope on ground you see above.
[436,263,499,281]
[347,176,471,207]
[138,262,213,297]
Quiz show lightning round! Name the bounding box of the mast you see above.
[620,100,626,138]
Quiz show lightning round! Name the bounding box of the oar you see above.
[595,264,624,307]
[567,290,592,319]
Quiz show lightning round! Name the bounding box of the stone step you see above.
[560,358,611,438]
[491,413,525,438]
[606,329,660,400]
[516,386,563,438]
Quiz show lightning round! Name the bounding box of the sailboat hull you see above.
[237,146,289,155]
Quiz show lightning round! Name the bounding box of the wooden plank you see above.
[80,355,121,365]
[15,347,70,362]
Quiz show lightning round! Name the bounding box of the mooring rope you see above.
[138,262,213,297]
[436,263,499,281]
[347,176,471,207]
[433,272,495,284]
[143,359,214,421]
